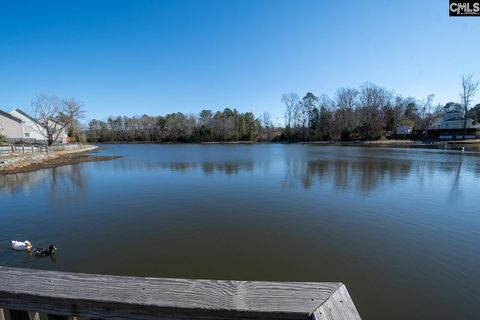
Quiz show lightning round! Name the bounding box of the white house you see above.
[1,108,68,144]
[43,118,68,144]
[10,108,47,141]
[430,110,476,130]
[396,125,413,135]
[0,110,24,139]
[53,121,68,144]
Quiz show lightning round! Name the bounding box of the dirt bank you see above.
[446,138,480,144]
[0,145,120,174]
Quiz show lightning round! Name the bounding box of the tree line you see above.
[82,76,478,143]
[281,84,435,141]
[3,77,477,145]
[281,75,479,141]
[85,109,277,143]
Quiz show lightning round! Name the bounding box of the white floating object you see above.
[11,240,32,251]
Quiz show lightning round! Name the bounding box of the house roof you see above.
[444,117,468,121]
[11,108,40,124]
[0,110,22,123]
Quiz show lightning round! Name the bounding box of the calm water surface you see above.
[1,144,479,319]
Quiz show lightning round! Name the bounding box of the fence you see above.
[6,138,47,145]
[0,144,82,155]
[0,266,360,320]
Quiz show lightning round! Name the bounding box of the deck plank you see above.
[312,285,360,320]
[0,266,358,320]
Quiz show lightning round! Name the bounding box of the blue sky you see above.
[0,0,479,124]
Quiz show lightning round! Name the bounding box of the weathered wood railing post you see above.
[6,309,29,320]
[0,266,360,320]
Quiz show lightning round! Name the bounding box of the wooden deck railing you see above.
[0,266,360,320]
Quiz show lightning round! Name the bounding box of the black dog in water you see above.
[33,245,57,256]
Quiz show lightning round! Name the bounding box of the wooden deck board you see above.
[312,285,360,320]
[0,266,360,320]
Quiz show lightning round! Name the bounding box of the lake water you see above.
[1,144,479,319]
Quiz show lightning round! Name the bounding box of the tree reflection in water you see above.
[281,151,471,202]
[2,147,476,205]
[1,165,89,204]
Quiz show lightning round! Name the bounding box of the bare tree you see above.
[316,94,335,140]
[336,87,359,110]
[261,112,273,141]
[460,74,479,131]
[417,94,436,131]
[32,94,86,146]
[281,93,299,132]
[301,92,318,140]
[357,83,392,139]
[62,97,86,142]
[335,87,358,131]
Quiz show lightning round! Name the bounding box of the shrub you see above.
[341,127,352,141]
[78,133,87,144]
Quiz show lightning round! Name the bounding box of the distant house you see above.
[11,108,69,144]
[429,110,476,130]
[10,108,47,141]
[0,110,23,139]
[1,108,69,144]
[428,109,479,140]
[396,125,413,135]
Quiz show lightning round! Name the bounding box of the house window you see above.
[25,133,30,137]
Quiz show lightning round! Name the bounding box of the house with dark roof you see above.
[0,110,24,139]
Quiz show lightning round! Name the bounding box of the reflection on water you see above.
[2,146,477,210]
[162,161,254,175]
[4,157,475,193]
[1,165,89,204]
[283,155,470,197]
[1,170,49,195]
[0,144,479,320]
[2,147,476,201]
